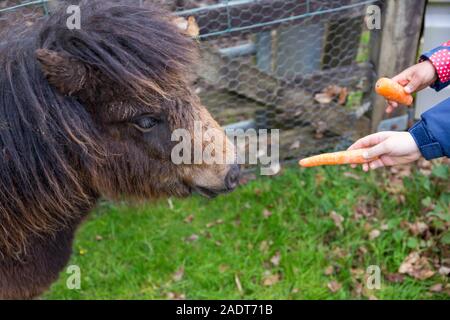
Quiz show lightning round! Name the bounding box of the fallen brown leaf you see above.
[184,214,194,224]
[429,283,443,293]
[338,87,348,105]
[385,272,405,283]
[314,92,333,104]
[270,251,281,267]
[167,292,186,300]
[185,234,200,242]
[438,266,450,276]
[408,221,429,236]
[206,219,224,228]
[343,171,361,180]
[327,280,342,293]
[289,140,301,150]
[369,229,381,240]
[263,272,281,286]
[219,264,229,273]
[172,267,185,282]
[263,208,273,219]
[330,211,344,231]
[259,240,270,253]
[324,265,335,276]
[399,252,435,280]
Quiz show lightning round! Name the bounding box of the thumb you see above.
[363,143,388,159]
[404,75,421,94]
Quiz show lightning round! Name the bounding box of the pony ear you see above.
[36,49,89,96]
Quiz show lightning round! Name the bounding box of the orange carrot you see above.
[375,77,413,106]
[299,149,377,167]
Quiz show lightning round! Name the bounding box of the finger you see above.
[404,75,421,94]
[391,70,411,86]
[362,163,369,172]
[379,154,395,166]
[387,100,398,109]
[386,105,393,114]
[369,159,385,170]
[348,132,392,150]
[364,142,389,159]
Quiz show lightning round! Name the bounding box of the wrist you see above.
[406,132,420,154]
[422,60,438,85]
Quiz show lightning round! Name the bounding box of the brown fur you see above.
[0,0,238,299]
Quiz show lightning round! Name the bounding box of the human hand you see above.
[348,131,421,171]
[386,60,437,113]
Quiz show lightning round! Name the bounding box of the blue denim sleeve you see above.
[409,97,450,160]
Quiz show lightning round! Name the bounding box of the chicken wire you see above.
[0,0,381,161]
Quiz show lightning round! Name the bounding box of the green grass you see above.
[45,164,450,300]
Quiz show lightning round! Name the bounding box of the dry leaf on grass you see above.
[185,234,200,242]
[327,280,342,293]
[343,171,361,180]
[263,209,273,219]
[167,292,186,300]
[384,272,405,283]
[429,283,443,293]
[172,267,185,282]
[235,274,244,294]
[263,272,281,286]
[324,265,335,276]
[369,229,381,240]
[407,221,429,236]
[399,252,435,280]
[184,214,194,224]
[438,266,450,276]
[167,198,174,210]
[206,219,224,228]
[259,240,271,253]
[417,158,432,176]
[353,198,378,220]
[330,211,344,231]
[270,251,281,267]
[219,264,229,273]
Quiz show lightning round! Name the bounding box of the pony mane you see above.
[0,0,196,258]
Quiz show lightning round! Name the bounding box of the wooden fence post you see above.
[370,0,426,132]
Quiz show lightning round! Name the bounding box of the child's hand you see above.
[386,60,437,113]
[348,131,421,171]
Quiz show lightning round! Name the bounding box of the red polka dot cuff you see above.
[420,41,450,92]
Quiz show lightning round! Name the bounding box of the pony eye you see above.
[132,116,158,132]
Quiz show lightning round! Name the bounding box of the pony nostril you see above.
[225,165,240,190]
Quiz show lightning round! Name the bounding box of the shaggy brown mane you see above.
[0,0,196,258]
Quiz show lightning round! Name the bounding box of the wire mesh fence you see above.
[0,0,381,163]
